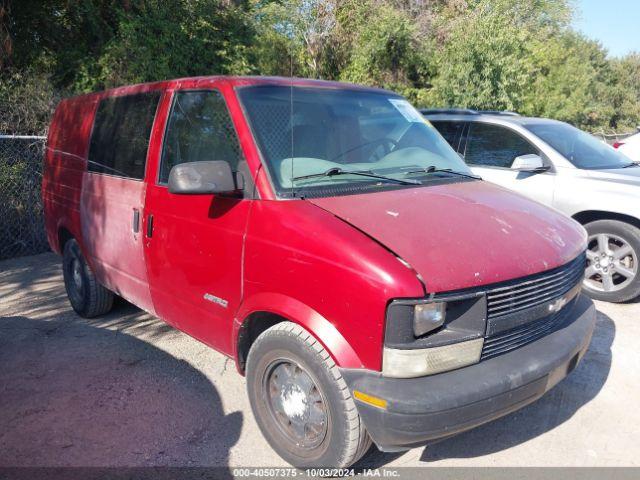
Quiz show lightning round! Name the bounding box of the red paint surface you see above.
[43,76,586,373]
[310,182,587,292]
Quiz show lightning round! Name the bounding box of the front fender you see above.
[556,175,640,220]
[232,292,364,374]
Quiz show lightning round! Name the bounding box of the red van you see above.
[43,76,596,468]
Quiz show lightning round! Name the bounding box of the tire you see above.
[583,219,640,303]
[246,322,372,468]
[62,239,114,317]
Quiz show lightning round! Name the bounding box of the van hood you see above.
[308,181,586,293]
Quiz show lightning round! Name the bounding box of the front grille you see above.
[486,253,585,319]
[481,311,567,360]
[480,253,586,360]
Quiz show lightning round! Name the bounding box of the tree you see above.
[338,1,433,102]
[522,32,613,131]
[2,0,640,135]
[426,0,572,111]
[73,0,256,91]
[0,68,59,135]
[1,0,255,92]
[606,53,640,131]
[250,0,342,79]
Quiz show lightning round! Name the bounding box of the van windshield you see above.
[525,121,634,170]
[237,85,472,197]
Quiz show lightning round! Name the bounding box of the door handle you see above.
[132,209,140,233]
[146,214,154,238]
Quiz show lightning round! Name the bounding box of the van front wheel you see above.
[246,322,372,468]
[62,239,114,318]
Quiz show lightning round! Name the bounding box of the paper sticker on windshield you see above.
[388,99,426,123]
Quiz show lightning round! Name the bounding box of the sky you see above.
[574,0,640,57]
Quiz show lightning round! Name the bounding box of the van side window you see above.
[465,122,538,168]
[159,90,243,184]
[88,92,161,179]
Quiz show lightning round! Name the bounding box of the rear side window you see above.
[159,90,243,184]
[431,121,465,152]
[465,122,538,168]
[88,92,161,179]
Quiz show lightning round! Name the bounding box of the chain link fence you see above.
[0,135,49,260]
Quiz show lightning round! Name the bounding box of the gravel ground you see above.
[1,252,639,468]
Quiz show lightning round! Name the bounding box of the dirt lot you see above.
[1,253,639,468]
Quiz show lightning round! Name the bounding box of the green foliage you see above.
[339,3,432,95]
[5,0,125,87]
[1,0,640,134]
[3,0,255,93]
[606,54,640,131]
[0,67,60,135]
[249,0,343,79]
[74,0,256,91]
[427,0,570,110]
[418,0,639,132]
[522,32,613,130]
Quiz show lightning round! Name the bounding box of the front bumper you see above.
[341,294,596,451]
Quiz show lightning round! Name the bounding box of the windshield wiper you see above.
[404,166,481,180]
[623,162,640,168]
[292,167,421,185]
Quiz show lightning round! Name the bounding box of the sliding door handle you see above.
[146,214,154,238]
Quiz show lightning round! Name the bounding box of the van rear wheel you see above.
[583,220,640,303]
[246,322,372,468]
[62,239,114,317]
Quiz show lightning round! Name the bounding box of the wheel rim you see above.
[263,360,328,449]
[585,233,637,293]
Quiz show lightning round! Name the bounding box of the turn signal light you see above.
[353,390,388,410]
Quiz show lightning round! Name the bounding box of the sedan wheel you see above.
[585,233,637,293]
[582,220,640,303]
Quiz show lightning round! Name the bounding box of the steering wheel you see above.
[330,138,399,163]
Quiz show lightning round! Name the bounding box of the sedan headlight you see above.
[383,294,487,378]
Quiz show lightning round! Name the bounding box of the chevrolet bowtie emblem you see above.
[548,295,569,313]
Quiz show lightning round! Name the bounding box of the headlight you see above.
[384,294,487,378]
[413,302,446,337]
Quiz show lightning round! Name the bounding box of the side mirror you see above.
[168,161,240,195]
[511,154,549,173]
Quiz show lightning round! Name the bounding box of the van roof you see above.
[63,76,397,102]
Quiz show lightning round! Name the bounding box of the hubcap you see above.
[585,233,637,293]
[65,246,85,306]
[72,259,83,289]
[264,361,328,449]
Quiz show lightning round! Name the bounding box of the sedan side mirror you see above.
[168,161,240,195]
[511,154,549,173]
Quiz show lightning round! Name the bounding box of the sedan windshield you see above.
[237,85,472,197]
[525,121,633,170]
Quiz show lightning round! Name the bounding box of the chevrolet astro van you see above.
[43,76,596,468]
